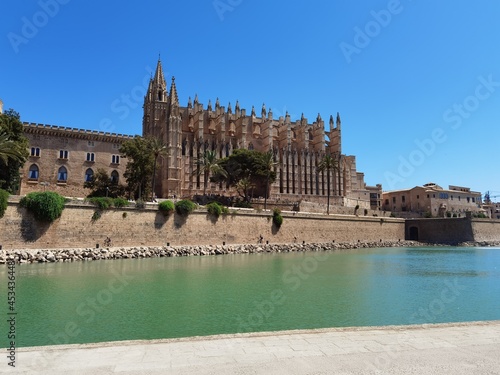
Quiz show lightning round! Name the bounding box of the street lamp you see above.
[40,182,50,191]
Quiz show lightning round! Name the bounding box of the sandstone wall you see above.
[471,220,500,242]
[405,218,500,243]
[0,203,405,250]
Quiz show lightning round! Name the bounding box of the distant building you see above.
[483,202,500,219]
[382,183,482,217]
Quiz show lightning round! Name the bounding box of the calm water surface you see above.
[1,246,500,347]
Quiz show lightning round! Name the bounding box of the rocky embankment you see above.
[1,240,499,265]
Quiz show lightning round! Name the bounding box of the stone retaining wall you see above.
[405,217,500,243]
[0,203,406,250]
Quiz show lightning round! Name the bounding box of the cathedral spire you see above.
[336,112,341,130]
[169,76,179,107]
[149,58,167,102]
[154,58,166,87]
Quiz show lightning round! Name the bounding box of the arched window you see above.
[85,168,94,182]
[57,166,67,182]
[110,170,119,184]
[28,164,39,180]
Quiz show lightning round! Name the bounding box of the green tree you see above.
[235,177,255,202]
[0,188,9,218]
[119,137,155,200]
[261,151,277,210]
[84,168,126,198]
[0,132,26,165]
[120,137,169,200]
[0,109,29,193]
[194,150,227,195]
[213,149,276,201]
[317,154,339,215]
[149,137,168,201]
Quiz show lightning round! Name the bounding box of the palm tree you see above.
[262,151,277,210]
[0,131,25,165]
[148,137,168,201]
[317,154,339,215]
[236,177,255,203]
[194,150,227,195]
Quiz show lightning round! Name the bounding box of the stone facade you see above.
[20,123,132,197]
[142,59,379,207]
[484,202,500,220]
[382,183,483,217]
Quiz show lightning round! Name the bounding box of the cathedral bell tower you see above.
[143,58,182,198]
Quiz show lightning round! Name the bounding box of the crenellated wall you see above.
[0,202,405,250]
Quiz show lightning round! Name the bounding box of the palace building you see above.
[6,59,381,209]
[382,183,483,217]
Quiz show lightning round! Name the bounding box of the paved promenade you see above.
[4,321,500,374]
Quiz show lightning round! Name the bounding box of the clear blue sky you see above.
[2,1,500,197]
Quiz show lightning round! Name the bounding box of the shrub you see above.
[446,211,452,218]
[20,191,65,222]
[175,199,196,216]
[113,197,129,208]
[158,200,175,215]
[0,189,9,218]
[206,201,228,217]
[272,208,283,228]
[234,200,252,208]
[452,213,458,218]
[87,197,113,209]
[424,211,432,218]
[135,199,145,209]
[91,210,101,222]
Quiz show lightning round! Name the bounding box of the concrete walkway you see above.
[4,321,500,374]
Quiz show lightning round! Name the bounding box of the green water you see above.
[1,247,500,347]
